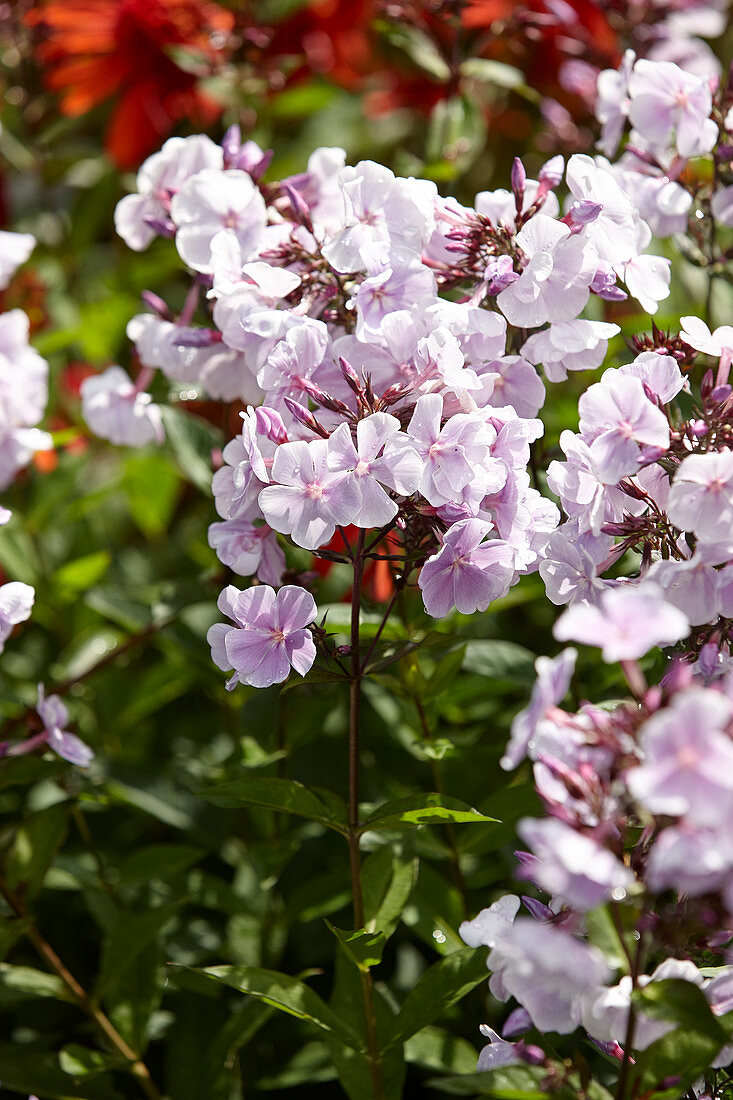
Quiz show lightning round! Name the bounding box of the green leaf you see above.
[188,965,364,1051]
[635,1027,722,1097]
[96,902,180,997]
[327,1038,406,1100]
[201,776,348,833]
[5,802,70,898]
[460,57,527,90]
[53,551,112,599]
[0,1043,120,1099]
[404,1025,478,1075]
[116,844,205,886]
[362,842,418,938]
[326,924,386,971]
[160,406,220,492]
[122,452,182,538]
[360,793,498,831]
[0,963,76,1003]
[633,979,727,1043]
[59,1045,126,1077]
[386,948,488,1048]
[429,1065,554,1096]
[462,640,537,685]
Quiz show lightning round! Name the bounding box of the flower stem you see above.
[347,527,385,1100]
[0,876,160,1099]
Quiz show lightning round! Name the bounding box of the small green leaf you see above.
[160,406,220,492]
[0,963,76,1003]
[53,551,111,599]
[360,793,498,831]
[5,802,70,898]
[386,948,488,1048]
[188,965,364,1051]
[201,776,348,833]
[362,842,418,937]
[633,979,727,1043]
[404,1025,478,1074]
[59,1045,126,1077]
[429,1065,556,1096]
[460,57,526,90]
[122,452,181,538]
[326,924,386,971]
[96,902,180,997]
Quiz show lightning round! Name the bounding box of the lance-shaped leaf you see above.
[385,948,488,1049]
[326,924,386,971]
[201,776,348,833]
[360,793,498,832]
[187,965,364,1052]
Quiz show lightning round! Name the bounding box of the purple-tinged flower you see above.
[256,321,332,409]
[171,168,267,274]
[418,520,515,618]
[459,894,520,949]
[114,135,223,252]
[608,351,685,404]
[539,524,609,607]
[546,431,635,536]
[208,518,285,586]
[487,918,610,1034]
[477,356,546,419]
[628,59,717,158]
[476,1027,522,1072]
[646,553,721,626]
[627,687,733,826]
[327,413,421,528]
[207,584,317,690]
[0,230,35,289]
[667,450,733,544]
[646,822,733,896]
[501,647,577,770]
[350,251,436,339]
[553,582,689,661]
[595,49,635,156]
[0,581,34,653]
[80,366,164,447]
[584,961,704,1052]
[566,155,638,266]
[578,375,670,485]
[517,817,634,911]
[259,439,360,550]
[407,394,503,509]
[37,685,94,767]
[522,319,619,383]
[497,215,593,328]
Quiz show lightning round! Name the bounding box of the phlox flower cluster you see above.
[107,99,689,689]
[462,590,733,1084]
[0,233,92,767]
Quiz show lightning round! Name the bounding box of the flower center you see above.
[306,482,324,499]
[676,744,700,769]
[355,460,370,477]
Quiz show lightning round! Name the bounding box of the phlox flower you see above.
[0,231,36,289]
[207,584,317,690]
[0,581,34,653]
[595,49,635,157]
[566,155,639,267]
[487,918,610,1034]
[646,822,733,896]
[627,688,733,826]
[212,410,273,521]
[553,582,690,661]
[628,59,718,158]
[517,817,634,911]
[259,439,360,550]
[667,450,733,544]
[497,215,593,328]
[171,168,267,273]
[539,525,609,607]
[114,135,223,251]
[321,161,436,273]
[37,685,94,767]
[459,894,520,950]
[257,321,332,408]
[477,356,546,419]
[418,520,515,618]
[604,351,685,404]
[578,374,670,484]
[646,553,721,626]
[546,431,637,536]
[501,647,577,770]
[326,413,421,528]
[207,518,285,586]
[584,960,704,1052]
[407,394,503,509]
[80,366,164,447]
[476,1028,522,1072]
[522,319,619,383]
[350,250,436,339]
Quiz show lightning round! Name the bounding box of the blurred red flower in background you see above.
[28,0,235,168]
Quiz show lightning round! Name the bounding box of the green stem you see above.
[347,528,385,1100]
[0,876,161,1099]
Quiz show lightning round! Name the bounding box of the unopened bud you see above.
[339,355,362,394]
[255,406,289,445]
[175,327,222,347]
[502,1008,532,1039]
[221,124,241,167]
[569,199,603,225]
[511,157,526,202]
[141,291,173,320]
[283,182,313,232]
[143,215,175,238]
[283,397,330,438]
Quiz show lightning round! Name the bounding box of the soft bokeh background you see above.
[0,3,730,1097]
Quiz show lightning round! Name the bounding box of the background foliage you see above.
[0,3,731,1097]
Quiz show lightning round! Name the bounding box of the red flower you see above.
[29,0,235,168]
